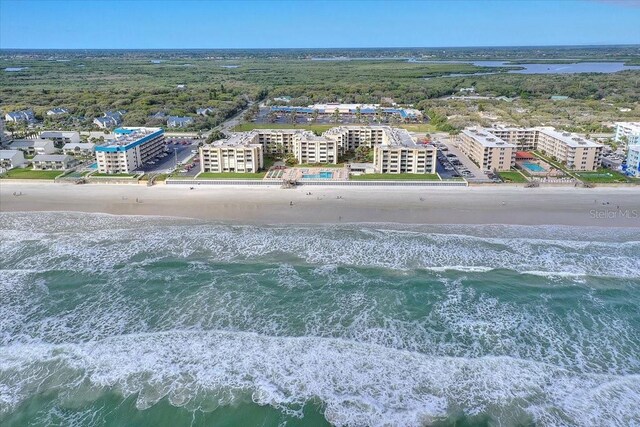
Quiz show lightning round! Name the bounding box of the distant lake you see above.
[4,67,28,72]
[221,65,240,68]
[472,61,640,74]
[408,59,640,75]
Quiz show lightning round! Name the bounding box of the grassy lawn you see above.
[197,172,265,179]
[575,169,630,183]
[350,173,440,181]
[1,168,63,179]
[499,171,529,183]
[91,173,137,178]
[232,123,334,135]
[397,124,438,133]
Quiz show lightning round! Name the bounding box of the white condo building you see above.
[200,126,436,175]
[95,127,165,174]
[626,145,640,177]
[614,122,640,146]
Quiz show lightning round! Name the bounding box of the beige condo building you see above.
[199,126,436,175]
[459,128,516,171]
[460,126,603,171]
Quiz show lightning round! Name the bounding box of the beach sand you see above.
[1,182,639,227]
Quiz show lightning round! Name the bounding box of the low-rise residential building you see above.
[46,107,69,116]
[270,103,423,121]
[5,109,35,123]
[0,150,25,169]
[199,126,436,175]
[167,116,194,128]
[95,127,165,174]
[10,139,56,156]
[459,128,516,172]
[62,142,95,156]
[625,145,640,177]
[614,122,640,146]
[93,111,124,129]
[40,131,80,145]
[196,107,215,116]
[31,154,73,170]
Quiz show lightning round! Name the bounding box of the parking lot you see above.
[135,138,200,175]
[434,137,497,183]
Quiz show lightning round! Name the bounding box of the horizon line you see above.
[1,43,639,51]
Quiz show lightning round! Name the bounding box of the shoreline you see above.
[1,182,639,227]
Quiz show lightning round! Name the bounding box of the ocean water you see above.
[1,212,639,427]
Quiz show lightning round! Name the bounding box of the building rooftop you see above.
[0,149,22,158]
[536,128,602,148]
[32,154,71,162]
[10,139,54,148]
[95,127,163,152]
[462,128,516,148]
[40,131,79,138]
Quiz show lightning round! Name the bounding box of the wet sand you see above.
[1,182,639,227]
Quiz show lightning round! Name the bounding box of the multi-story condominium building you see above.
[10,139,56,156]
[0,150,25,169]
[461,126,603,171]
[5,109,35,123]
[459,128,516,171]
[200,132,264,173]
[625,145,640,177]
[534,128,602,171]
[199,126,436,175]
[31,154,73,170]
[614,122,640,146]
[40,131,80,146]
[95,127,165,174]
[487,127,538,151]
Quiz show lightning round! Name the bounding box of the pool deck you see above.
[516,159,563,177]
[281,167,349,182]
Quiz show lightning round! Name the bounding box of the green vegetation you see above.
[575,169,630,183]
[350,173,440,181]
[197,172,265,179]
[498,170,529,183]
[1,168,63,179]
[2,48,639,135]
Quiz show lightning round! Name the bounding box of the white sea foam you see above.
[1,212,638,278]
[1,330,638,426]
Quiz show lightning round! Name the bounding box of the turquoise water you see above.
[522,162,545,172]
[303,171,333,179]
[1,212,639,426]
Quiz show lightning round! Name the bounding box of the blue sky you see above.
[1,0,638,49]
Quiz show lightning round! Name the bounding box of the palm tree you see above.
[333,108,340,124]
[355,106,362,123]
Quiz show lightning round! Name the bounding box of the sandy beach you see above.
[1,182,639,227]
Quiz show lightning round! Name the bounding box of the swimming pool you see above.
[522,162,545,172]
[302,171,333,179]
[89,162,98,169]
